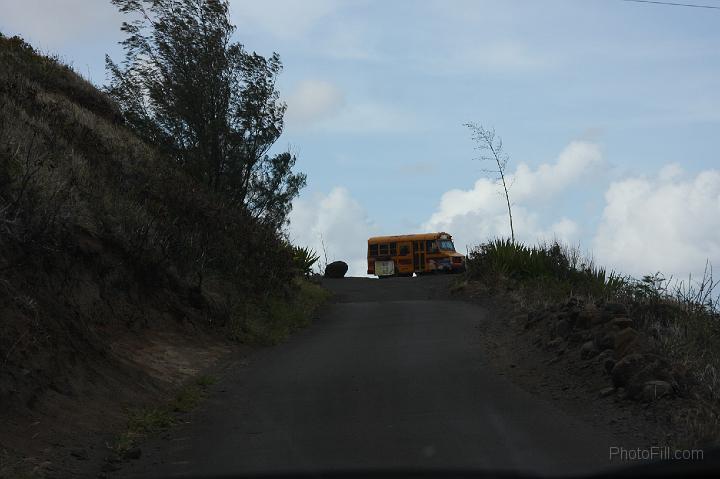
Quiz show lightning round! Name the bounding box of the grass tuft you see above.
[114,375,217,454]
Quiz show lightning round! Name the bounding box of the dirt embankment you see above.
[0,227,235,477]
[453,280,704,451]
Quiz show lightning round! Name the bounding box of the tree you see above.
[105,0,305,228]
[464,123,515,242]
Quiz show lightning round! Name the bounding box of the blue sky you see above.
[2,0,719,278]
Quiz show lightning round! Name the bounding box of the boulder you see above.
[603,302,628,316]
[611,353,672,399]
[627,356,672,398]
[611,353,646,388]
[599,386,616,398]
[597,349,615,373]
[550,318,571,339]
[614,327,640,358]
[610,317,634,330]
[576,305,600,329]
[580,340,598,359]
[324,261,349,278]
[595,331,616,351]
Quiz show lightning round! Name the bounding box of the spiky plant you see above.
[291,245,320,278]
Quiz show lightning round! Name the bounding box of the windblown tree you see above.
[105,0,305,228]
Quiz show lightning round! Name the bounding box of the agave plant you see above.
[292,245,320,278]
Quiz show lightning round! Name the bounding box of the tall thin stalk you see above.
[464,123,515,242]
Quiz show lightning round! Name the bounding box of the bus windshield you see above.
[439,239,455,251]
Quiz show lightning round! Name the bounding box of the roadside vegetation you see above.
[0,1,328,473]
[114,375,216,459]
[463,238,720,447]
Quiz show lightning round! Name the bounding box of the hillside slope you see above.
[0,34,317,476]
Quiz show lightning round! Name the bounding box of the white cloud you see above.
[593,166,720,279]
[511,141,604,200]
[285,80,345,128]
[288,187,375,277]
[423,141,604,249]
[544,217,579,241]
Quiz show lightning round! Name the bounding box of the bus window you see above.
[439,239,455,251]
[389,242,397,256]
[369,244,379,256]
[379,243,389,255]
[399,244,409,256]
[426,240,439,253]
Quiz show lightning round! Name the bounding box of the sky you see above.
[2,0,719,281]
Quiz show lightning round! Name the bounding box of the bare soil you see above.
[0,322,235,478]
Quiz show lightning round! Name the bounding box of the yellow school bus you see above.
[367,232,466,277]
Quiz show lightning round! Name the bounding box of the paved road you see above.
[120,276,621,477]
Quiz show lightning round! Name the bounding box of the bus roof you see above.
[367,232,452,243]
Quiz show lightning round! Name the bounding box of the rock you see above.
[604,358,616,373]
[101,462,121,473]
[568,331,586,343]
[611,353,646,388]
[122,447,142,460]
[324,261,348,278]
[641,380,672,402]
[603,302,628,316]
[526,311,544,326]
[70,448,88,460]
[553,319,571,339]
[595,331,616,350]
[611,317,634,330]
[592,312,612,326]
[626,356,672,399]
[580,340,598,359]
[575,311,592,329]
[614,327,639,358]
[599,386,616,398]
[612,353,672,399]
[597,349,615,373]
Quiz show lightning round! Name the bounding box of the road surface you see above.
[117,276,621,477]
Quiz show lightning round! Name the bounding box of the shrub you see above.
[291,245,320,278]
[467,238,626,299]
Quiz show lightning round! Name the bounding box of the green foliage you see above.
[291,245,320,277]
[105,0,305,228]
[467,238,627,299]
[227,278,330,345]
[115,375,216,454]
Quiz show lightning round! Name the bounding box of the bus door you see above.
[412,240,425,272]
[397,241,412,274]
